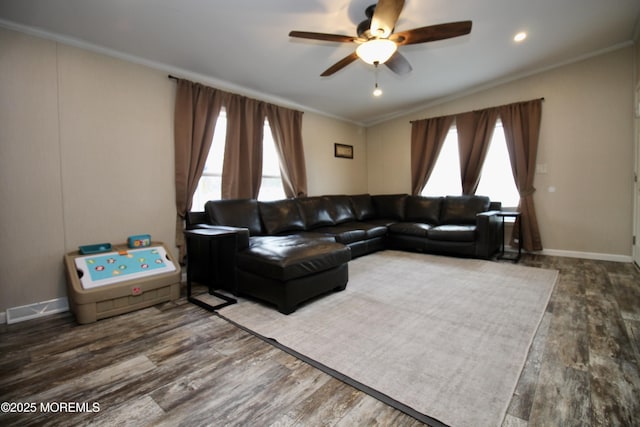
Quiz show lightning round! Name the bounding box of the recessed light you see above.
[514,32,527,42]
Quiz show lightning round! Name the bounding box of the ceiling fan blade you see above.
[391,21,472,45]
[289,31,358,44]
[370,0,405,38]
[321,52,359,76]
[384,51,412,75]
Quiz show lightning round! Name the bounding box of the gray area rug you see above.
[219,251,558,427]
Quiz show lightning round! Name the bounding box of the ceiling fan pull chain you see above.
[373,62,383,97]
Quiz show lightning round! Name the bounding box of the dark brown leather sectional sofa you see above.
[187,193,502,314]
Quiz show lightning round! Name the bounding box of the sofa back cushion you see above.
[297,196,335,229]
[205,199,263,236]
[324,195,356,224]
[349,194,376,221]
[440,195,491,225]
[372,194,407,220]
[259,199,306,235]
[405,196,443,225]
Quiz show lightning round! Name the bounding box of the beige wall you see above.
[367,46,635,257]
[56,40,177,252]
[636,40,640,87]
[0,30,66,308]
[303,114,367,196]
[0,27,366,312]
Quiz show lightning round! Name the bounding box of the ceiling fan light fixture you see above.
[356,38,397,64]
[373,83,383,97]
[290,3,472,77]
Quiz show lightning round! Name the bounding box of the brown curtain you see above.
[265,104,308,197]
[456,109,499,195]
[499,99,543,251]
[410,115,456,195]
[221,95,265,199]
[173,79,224,260]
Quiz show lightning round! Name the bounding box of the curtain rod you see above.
[168,74,179,81]
[409,97,545,123]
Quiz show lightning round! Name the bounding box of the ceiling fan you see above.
[289,0,472,77]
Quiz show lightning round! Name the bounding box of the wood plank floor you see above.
[1,254,639,426]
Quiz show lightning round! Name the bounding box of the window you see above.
[258,119,285,201]
[421,120,519,208]
[421,126,462,197]
[191,112,226,210]
[191,110,285,210]
[476,121,519,208]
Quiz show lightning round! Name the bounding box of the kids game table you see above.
[64,242,181,324]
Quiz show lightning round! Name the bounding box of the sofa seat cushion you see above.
[248,235,337,248]
[358,222,388,239]
[313,226,366,244]
[237,236,350,282]
[427,225,477,242]
[338,221,388,239]
[389,222,432,237]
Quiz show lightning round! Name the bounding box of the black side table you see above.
[184,228,238,311]
[497,211,522,262]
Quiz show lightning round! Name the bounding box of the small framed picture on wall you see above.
[334,143,354,159]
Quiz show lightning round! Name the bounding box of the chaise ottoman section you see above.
[235,235,351,314]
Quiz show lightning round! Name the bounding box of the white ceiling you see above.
[1,0,639,126]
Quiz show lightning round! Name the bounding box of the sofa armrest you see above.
[475,211,502,259]
[478,210,502,217]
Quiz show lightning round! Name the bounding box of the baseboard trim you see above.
[539,249,633,263]
[5,297,69,324]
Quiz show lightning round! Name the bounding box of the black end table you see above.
[184,228,238,311]
[497,211,522,262]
